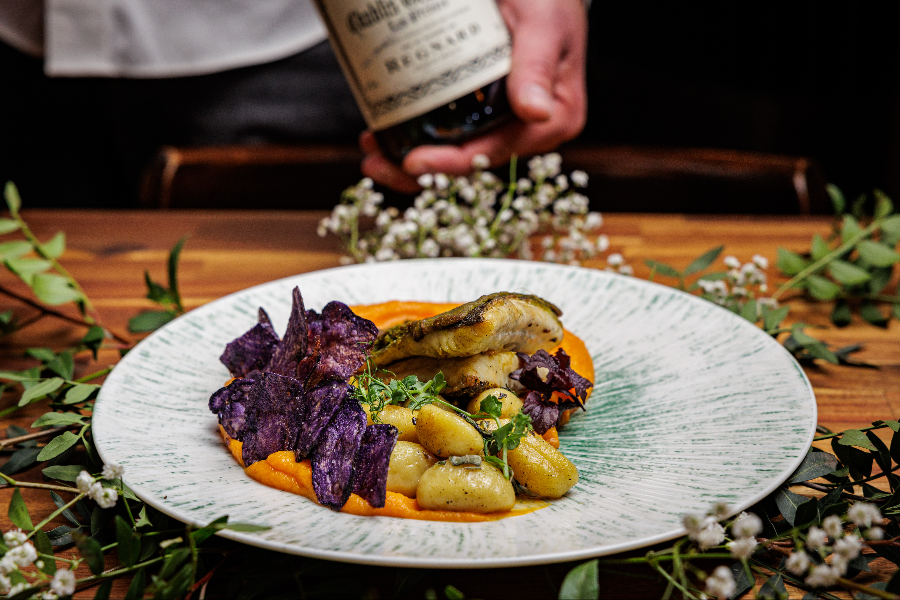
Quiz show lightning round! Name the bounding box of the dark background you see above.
[2,2,899,211]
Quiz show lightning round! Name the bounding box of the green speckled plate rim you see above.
[93,258,817,569]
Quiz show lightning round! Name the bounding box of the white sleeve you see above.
[42,0,327,77]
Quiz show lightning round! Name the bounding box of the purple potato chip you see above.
[258,307,272,326]
[239,372,306,466]
[521,391,559,435]
[304,301,378,382]
[267,287,308,377]
[352,424,398,508]
[312,397,367,509]
[209,377,255,440]
[220,322,280,379]
[294,381,350,458]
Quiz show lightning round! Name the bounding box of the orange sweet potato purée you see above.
[224,300,593,522]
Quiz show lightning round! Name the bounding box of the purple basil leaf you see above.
[521,391,559,435]
[312,398,367,509]
[267,287,308,377]
[352,424,399,508]
[220,322,280,379]
[294,381,350,458]
[240,373,305,466]
[304,302,378,383]
[208,377,255,440]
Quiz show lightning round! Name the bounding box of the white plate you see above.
[93,258,816,568]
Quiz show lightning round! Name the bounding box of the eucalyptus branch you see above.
[0,425,73,448]
[0,282,130,344]
[814,422,887,442]
[772,219,881,300]
[5,195,97,319]
[0,479,80,494]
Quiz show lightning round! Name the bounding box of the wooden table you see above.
[1,211,898,599]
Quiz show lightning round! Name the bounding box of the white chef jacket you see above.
[0,0,328,77]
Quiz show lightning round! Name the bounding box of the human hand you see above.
[360,0,588,192]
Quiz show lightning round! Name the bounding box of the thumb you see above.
[503,4,566,122]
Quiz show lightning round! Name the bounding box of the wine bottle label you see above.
[314,0,512,131]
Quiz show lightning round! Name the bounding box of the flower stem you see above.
[26,492,86,540]
[0,425,74,449]
[814,422,888,442]
[772,220,881,301]
[0,480,80,494]
[837,576,900,600]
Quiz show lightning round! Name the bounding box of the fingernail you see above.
[523,84,553,115]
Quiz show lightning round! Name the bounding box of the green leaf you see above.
[19,376,65,406]
[776,248,808,276]
[787,452,838,483]
[33,529,56,575]
[828,259,871,286]
[730,562,754,599]
[684,245,723,275]
[791,328,839,364]
[224,522,272,532]
[839,429,878,451]
[805,274,841,301]
[842,214,862,244]
[643,259,680,278]
[128,309,176,333]
[64,383,99,404]
[32,273,84,305]
[558,559,598,600]
[826,183,846,215]
[75,533,105,575]
[868,267,893,295]
[158,547,191,580]
[874,189,894,220]
[445,585,465,600]
[739,299,757,323]
[167,236,187,311]
[810,234,831,261]
[857,240,900,267]
[93,580,113,600]
[191,515,229,544]
[46,350,75,380]
[135,505,152,528]
[115,515,141,567]
[758,573,787,600]
[5,181,22,214]
[123,568,147,600]
[0,447,41,475]
[0,218,20,234]
[774,487,814,526]
[8,488,34,530]
[42,464,86,482]
[861,302,889,327]
[36,431,81,461]
[0,240,31,260]
[144,271,174,304]
[40,232,66,259]
[31,411,86,427]
[881,215,900,247]
[762,305,790,332]
[5,257,52,285]
[831,300,852,327]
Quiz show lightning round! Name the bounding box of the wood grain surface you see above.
[1,210,897,599]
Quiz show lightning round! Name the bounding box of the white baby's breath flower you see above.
[805,563,839,588]
[731,512,762,539]
[584,212,602,229]
[848,502,882,528]
[516,178,532,192]
[596,235,610,252]
[471,154,490,170]
[705,565,736,599]
[3,529,27,548]
[76,470,94,494]
[727,537,757,560]
[822,515,844,539]
[833,535,861,559]
[785,550,811,575]
[618,265,634,276]
[50,569,77,596]
[434,173,450,190]
[8,542,37,567]
[752,254,769,269]
[865,526,884,541]
[101,463,124,480]
[0,574,11,595]
[571,170,589,187]
[607,253,624,267]
[806,526,828,550]
[696,522,726,550]
[0,555,17,575]
[831,554,849,577]
[91,483,119,509]
[420,239,440,258]
[8,583,28,597]
[724,255,741,269]
[417,174,434,188]
[555,175,568,191]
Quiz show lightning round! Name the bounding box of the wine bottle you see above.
[312,0,513,164]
